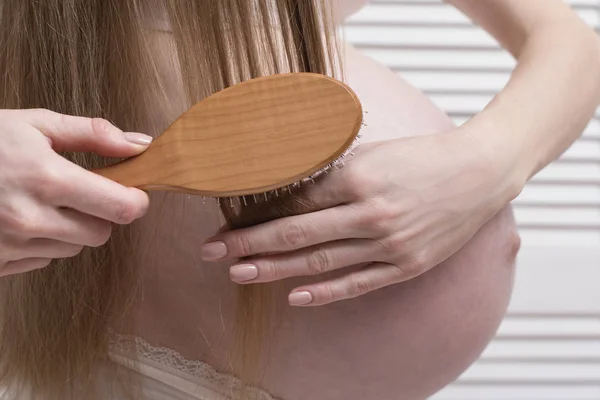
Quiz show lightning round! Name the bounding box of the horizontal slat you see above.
[497,317,600,336]
[513,207,600,228]
[359,49,516,70]
[519,230,600,246]
[399,70,510,89]
[447,110,600,120]
[533,163,600,181]
[430,94,600,123]
[347,4,598,26]
[353,41,502,51]
[515,185,600,206]
[431,385,600,400]
[347,4,473,24]
[586,119,600,138]
[453,379,599,387]
[527,179,600,187]
[370,0,597,7]
[460,363,600,381]
[560,140,600,159]
[509,247,600,312]
[483,340,600,359]
[450,117,600,140]
[345,26,499,47]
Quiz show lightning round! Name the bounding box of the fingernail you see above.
[201,241,227,261]
[288,291,313,306]
[230,264,258,282]
[124,132,153,146]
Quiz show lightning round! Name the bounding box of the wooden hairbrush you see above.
[94,73,363,198]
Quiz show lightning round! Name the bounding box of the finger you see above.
[303,145,368,209]
[2,238,83,260]
[288,262,411,306]
[1,205,113,248]
[9,239,83,260]
[0,258,52,277]
[49,158,149,225]
[22,108,153,157]
[202,205,366,261]
[40,207,113,247]
[229,239,379,283]
[303,169,354,210]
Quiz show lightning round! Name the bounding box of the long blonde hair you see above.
[0,1,340,398]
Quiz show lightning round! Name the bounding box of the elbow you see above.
[526,19,600,102]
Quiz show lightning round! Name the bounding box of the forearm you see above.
[465,19,600,194]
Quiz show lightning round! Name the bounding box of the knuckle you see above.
[320,284,335,304]
[386,250,429,281]
[30,109,60,132]
[391,263,409,281]
[342,167,374,198]
[350,275,375,297]
[407,250,430,274]
[281,222,307,247]
[29,108,56,121]
[91,118,115,138]
[260,260,278,280]
[112,201,140,225]
[376,236,403,256]
[306,248,333,275]
[32,166,67,200]
[0,209,40,236]
[355,201,395,235]
[235,234,254,256]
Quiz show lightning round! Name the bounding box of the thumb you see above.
[24,109,153,157]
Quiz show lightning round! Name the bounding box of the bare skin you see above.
[0,0,594,398]
[123,1,600,396]
[130,6,519,398]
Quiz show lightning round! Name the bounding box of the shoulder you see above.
[333,0,368,22]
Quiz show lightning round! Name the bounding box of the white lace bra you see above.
[109,335,277,400]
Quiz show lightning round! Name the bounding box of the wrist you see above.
[456,119,528,205]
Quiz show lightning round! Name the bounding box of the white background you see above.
[343,1,600,399]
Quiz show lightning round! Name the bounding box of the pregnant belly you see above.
[133,42,519,400]
[260,44,519,400]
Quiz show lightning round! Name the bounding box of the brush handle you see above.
[93,73,363,197]
[93,140,217,195]
[93,155,153,189]
[93,145,181,192]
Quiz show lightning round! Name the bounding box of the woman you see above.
[0,1,598,399]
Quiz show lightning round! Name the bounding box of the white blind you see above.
[344,1,600,399]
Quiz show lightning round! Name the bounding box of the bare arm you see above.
[446,0,600,189]
[205,0,600,305]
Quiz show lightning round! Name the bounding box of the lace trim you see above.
[110,334,275,400]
